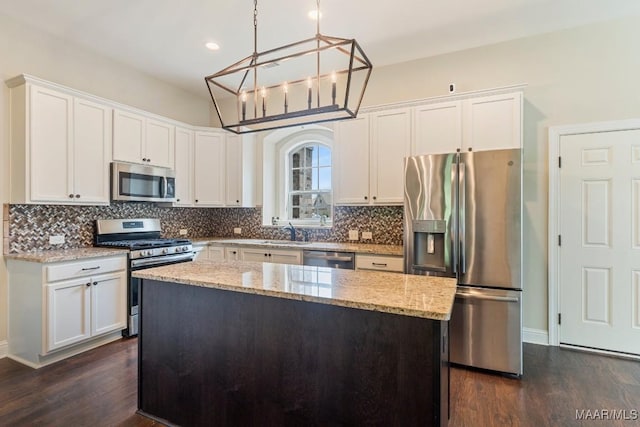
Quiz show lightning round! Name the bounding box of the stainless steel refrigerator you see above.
[404,149,522,376]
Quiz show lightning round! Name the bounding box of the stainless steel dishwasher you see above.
[302,250,355,269]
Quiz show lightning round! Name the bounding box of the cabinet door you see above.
[194,131,225,206]
[146,119,175,168]
[370,108,411,204]
[72,98,112,204]
[113,109,145,164]
[174,127,194,206]
[225,135,242,206]
[241,248,269,263]
[413,101,462,155]
[208,245,226,261]
[47,278,91,352]
[225,247,241,261]
[29,85,73,203]
[91,272,126,336]
[334,115,370,204]
[463,92,522,151]
[269,249,302,265]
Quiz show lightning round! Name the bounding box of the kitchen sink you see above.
[259,240,311,245]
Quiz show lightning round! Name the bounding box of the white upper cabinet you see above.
[335,109,410,205]
[462,92,522,151]
[8,80,111,205]
[113,109,175,169]
[194,130,225,207]
[411,91,522,155]
[225,134,243,206]
[334,115,371,204]
[174,126,195,207]
[369,108,411,204]
[413,101,462,155]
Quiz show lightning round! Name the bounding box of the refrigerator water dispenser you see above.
[412,220,447,273]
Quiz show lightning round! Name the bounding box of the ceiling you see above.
[2,0,640,99]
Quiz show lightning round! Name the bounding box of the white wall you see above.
[361,15,640,332]
[0,12,211,345]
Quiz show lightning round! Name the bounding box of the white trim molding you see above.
[548,118,640,347]
[523,328,549,346]
[0,340,8,359]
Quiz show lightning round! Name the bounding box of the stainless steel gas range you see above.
[94,218,194,336]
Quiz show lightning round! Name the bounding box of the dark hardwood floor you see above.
[0,339,638,426]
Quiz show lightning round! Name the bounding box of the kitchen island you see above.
[133,260,456,426]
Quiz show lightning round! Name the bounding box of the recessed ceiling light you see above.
[205,42,220,51]
[308,10,322,20]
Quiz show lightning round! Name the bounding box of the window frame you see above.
[287,143,332,221]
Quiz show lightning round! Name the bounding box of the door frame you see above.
[548,118,640,347]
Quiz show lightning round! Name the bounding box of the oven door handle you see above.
[131,253,194,268]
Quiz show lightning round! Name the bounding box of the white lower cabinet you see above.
[8,254,127,368]
[225,247,241,261]
[355,254,404,273]
[241,248,302,265]
[207,245,226,261]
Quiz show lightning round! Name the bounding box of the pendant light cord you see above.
[253,0,258,56]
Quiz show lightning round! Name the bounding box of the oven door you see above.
[112,162,176,202]
[125,254,194,337]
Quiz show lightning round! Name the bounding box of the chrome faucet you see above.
[284,222,296,241]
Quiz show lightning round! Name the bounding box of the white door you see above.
[113,109,145,164]
[174,127,194,206]
[463,92,522,151]
[334,115,370,204]
[47,278,91,351]
[559,129,640,355]
[91,273,126,336]
[145,119,174,168]
[225,135,243,206]
[412,101,462,155]
[269,249,302,265]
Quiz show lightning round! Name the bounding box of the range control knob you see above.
[175,247,182,253]
[161,248,169,255]
[182,246,190,252]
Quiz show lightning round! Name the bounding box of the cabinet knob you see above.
[372,196,377,200]
[142,158,147,162]
[236,200,240,203]
[195,199,199,203]
[147,158,151,162]
[69,194,74,198]
[364,196,368,200]
[176,198,181,202]
[86,282,91,287]
[75,194,80,198]
[264,253,268,257]
[93,281,98,286]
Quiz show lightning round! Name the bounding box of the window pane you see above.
[304,146,314,168]
[292,152,300,168]
[292,207,300,219]
[318,146,331,167]
[311,167,319,190]
[291,169,301,191]
[318,167,331,190]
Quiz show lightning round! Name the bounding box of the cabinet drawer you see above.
[355,255,403,272]
[46,256,127,282]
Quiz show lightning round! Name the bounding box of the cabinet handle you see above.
[93,281,98,286]
[68,194,74,198]
[81,266,101,271]
[86,282,91,287]
[372,262,388,267]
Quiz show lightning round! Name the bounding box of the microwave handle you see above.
[161,176,167,198]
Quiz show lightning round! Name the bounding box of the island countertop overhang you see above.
[132,259,456,321]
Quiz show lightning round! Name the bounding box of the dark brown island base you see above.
[133,260,456,427]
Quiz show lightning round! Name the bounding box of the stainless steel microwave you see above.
[111,162,176,202]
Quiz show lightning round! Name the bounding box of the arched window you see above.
[288,143,332,220]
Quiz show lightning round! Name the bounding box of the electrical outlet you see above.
[49,235,65,245]
[348,230,359,240]
[179,229,188,235]
[234,227,242,235]
[362,231,373,240]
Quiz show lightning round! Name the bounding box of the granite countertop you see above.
[133,260,456,320]
[4,247,128,263]
[191,237,403,256]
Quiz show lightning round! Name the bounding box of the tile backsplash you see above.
[6,203,403,253]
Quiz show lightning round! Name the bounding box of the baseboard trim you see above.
[523,328,549,345]
[0,340,7,359]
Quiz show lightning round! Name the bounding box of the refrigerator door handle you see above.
[456,293,520,303]
[451,163,458,274]
[459,162,466,274]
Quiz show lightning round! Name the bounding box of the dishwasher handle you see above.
[304,253,354,262]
